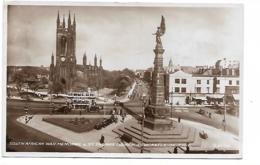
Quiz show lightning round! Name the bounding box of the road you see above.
[124,79,239,136]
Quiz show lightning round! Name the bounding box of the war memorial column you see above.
[144,16,172,130]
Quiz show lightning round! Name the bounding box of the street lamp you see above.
[222,79,228,132]
[170,89,174,118]
[48,81,54,114]
[140,93,146,153]
[223,93,226,131]
[170,87,173,118]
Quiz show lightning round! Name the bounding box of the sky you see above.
[7,5,243,70]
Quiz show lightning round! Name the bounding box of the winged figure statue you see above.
[153,16,166,46]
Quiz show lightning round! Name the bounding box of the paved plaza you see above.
[16,114,239,153]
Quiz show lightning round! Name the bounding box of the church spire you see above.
[62,14,65,28]
[94,54,97,67]
[99,57,102,67]
[57,11,60,27]
[68,11,71,28]
[73,13,76,26]
[51,52,54,64]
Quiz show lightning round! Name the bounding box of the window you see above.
[181,88,186,93]
[196,87,201,93]
[217,80,220,84]
[229,69,232,75]
[197,80,201,84]
[175,79,180,84]
[207,87,210,93]
[236,80,239,85]
[181,79,187,84]
[229,80,232,85]
[207,80,210,84]
[175,87,180,93]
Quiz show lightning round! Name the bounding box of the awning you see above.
[233,94,240,101]
[207,94,224,99]
[192,96,207,101]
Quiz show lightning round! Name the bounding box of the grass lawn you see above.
[43,117,104,133]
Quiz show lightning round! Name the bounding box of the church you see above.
[49,12,103,92]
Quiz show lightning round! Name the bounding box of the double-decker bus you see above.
[67,92,96,110]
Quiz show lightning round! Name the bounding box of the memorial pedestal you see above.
[144,105,172,131]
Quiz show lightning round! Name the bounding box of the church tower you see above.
[54,11,77,92]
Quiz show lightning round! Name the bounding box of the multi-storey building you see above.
[168,59,240,105]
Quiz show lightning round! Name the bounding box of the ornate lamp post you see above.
[140,93,146,153]
[223,94,226,131]
[170,87,174,118]
[24,81,29,124]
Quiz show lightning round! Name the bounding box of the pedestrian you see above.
[98,134,105,151]
[178,117,181,123]
[209,112,212,118]
[122,115,125,123]
[112,108,116,115]
[119,108,122,116]
[186,143,190,153]
[79,110,82,116]
[25,115,28,124]
[174,146,178,154]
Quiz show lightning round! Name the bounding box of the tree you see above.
[13,72,25,93]
[113,75,132,96]
[41,77,49,84]
[52,81,64,94]
[28,81,40,91]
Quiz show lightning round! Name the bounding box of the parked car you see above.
[52,105,72,114]
[209,104,224,110]
[114,101,124,106]
[94,115,118,130]
[88,104,104,112]
[199,131,208,139]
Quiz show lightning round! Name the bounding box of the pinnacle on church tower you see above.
[51,52,54,64]
[94,54,97,66]
[73,13,76,26]
[62,15,65,28]
[68,11,71,28]
[83,51,87,66]
[57,11,60,27]
[99,57,102,67]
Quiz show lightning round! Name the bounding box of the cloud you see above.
[7,5,243,70]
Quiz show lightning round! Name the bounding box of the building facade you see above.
[168,60,240,105]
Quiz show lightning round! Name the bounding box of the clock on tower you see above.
[61,56,66,62]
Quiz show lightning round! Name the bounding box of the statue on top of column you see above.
[153,15,166,47]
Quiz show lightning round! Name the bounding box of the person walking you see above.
[185,143,190,153]
[178,117,181,123]
[98,134,105,151]
[174,146,178,154]
[122,115,125,123]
